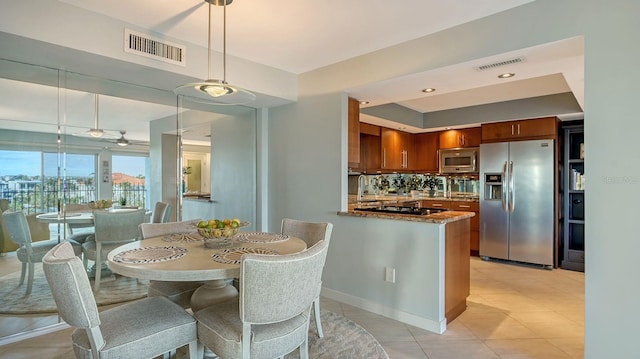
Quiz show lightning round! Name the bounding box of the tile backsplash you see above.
[351,173,479,196]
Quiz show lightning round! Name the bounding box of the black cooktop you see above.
[355,206,448,216]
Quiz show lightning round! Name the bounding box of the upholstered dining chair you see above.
[82,208,146,291]
[1,211,81,295]
[195,239,330,359]
[64,203,94,244]
[281,218,333,338]
[152,201,172,223]
[43,242,202,359]
[139,219,205,308]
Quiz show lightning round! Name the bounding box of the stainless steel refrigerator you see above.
[479,139,554,267]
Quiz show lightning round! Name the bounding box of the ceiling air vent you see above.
[474,57,525,71]
[124,29,186,67]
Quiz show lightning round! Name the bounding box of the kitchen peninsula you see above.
[337,196,474,332]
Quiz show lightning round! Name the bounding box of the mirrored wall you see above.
[0,59,257,340]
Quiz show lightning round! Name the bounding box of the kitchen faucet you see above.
[357,174,367,201]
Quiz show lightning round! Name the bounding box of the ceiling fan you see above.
[101,130,147,147]
[73,94,119,139]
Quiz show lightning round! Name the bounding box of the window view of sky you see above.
[0,150,147,177]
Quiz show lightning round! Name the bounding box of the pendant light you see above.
[88,94,104,137]
[174,0,255,105]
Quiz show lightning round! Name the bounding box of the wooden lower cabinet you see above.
[450,201,479,255]
[445,218,470,323]
[420,199,480,255]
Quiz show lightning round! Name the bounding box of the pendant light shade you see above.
[174,0,255,105]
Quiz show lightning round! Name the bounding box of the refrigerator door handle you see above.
[502,161,508,212]
[509,161,515,212]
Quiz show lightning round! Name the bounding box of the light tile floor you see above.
[0,256,584,358]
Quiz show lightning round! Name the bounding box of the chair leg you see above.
[26,261,34,295]
[187,339,201,359]
[299,334,309,359]
[94,260,102,292]
[314,297,323,338]
[19,262,26,285]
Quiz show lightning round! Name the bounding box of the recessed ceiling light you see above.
[421,88,436,93]
[359,101,369,105]
[498,72,515,79]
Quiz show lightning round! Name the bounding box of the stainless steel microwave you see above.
[439,147,479,173]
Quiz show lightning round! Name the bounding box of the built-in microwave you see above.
[439,147,479,173]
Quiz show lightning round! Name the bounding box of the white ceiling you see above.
[1,0,585,143]
[58,0,535,74]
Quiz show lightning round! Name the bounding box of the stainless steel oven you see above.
[439,147,478,173]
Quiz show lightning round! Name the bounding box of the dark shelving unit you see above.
[562,124,585,271]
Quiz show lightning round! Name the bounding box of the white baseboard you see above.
[322,287,446,334]
[0,322,70,347]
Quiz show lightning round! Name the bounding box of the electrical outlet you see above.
[385,267,396,283]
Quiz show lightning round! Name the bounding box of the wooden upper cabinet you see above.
[360,122,381,136]
[381,127,414,170]
[439,128,481,149]
[359,123,381,172]
[482,117,558,143]
[414,132,440,172]
[347,97,360,167]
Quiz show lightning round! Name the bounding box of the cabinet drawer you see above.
[450,201,479,212]
[419,200,451,209]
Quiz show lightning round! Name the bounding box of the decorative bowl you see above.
[88,199,113,209]
[198,220,250,249]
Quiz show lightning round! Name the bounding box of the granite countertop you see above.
[337,209,475,224]
[183,193,212,202]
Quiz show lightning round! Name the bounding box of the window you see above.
[112,155,148,208]
[0,150,98,213]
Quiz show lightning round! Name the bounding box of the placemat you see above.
[235,232,290,243]
[163,232,204,243]
[211,247,279,264]
[112,246,187,264]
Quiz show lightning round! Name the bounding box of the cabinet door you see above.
[439,130,462,149]
[381,127,413,170]
[361,133,381,172]
[482,117,558,142]
[481,122,515,142]
[399,131,415,169]
[459,127,481,147]
[348,97,360,167]
[439,128,481,148]
[516,117,557,139]
[414,132,439,171]
[450,201,480,254]
[381,128,398,170]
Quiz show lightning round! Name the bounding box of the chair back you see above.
[43,242,104,346]
[0,199,10,212]
[240,240,329,325]
[94,209,146,244]
[2,211,33,247]
[152,202,172,223]
[281,218,333,248]
[139,219,202,239]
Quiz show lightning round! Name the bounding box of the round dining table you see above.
[107,231,307,312]
[36,207,152,225]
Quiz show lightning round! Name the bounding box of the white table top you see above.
[107,232,307,282]
[36,208,151,224]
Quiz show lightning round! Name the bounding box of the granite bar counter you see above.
[332,203,474,332]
